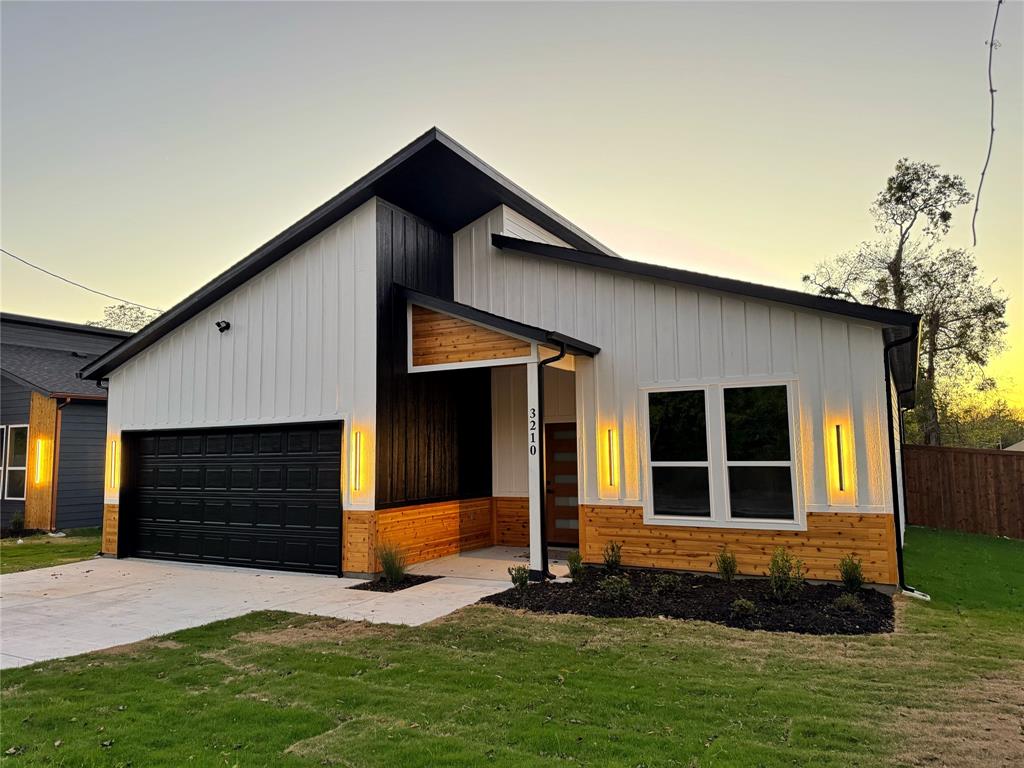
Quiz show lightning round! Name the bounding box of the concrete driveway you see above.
[0,557,506,669]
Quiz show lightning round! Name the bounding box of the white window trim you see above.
[641,379,806,532]
[4,424,29,501]
[0,424,6,497]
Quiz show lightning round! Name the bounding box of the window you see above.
[645,383,798,528]
[4,425,28,500]
[723,386,794,520]
[0,426,5,496]
[648,390,710,516]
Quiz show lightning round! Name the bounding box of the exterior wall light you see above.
[606,427,619,488]
[351,430,363,492]
[835,424,845,492]
[108,440,120,489]
[34,438,45,484]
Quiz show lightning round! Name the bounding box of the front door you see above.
[545,422,579,546]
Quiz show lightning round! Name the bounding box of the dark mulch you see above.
[481,569,894,635]
[350,574,441,593]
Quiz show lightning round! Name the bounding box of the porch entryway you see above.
[409,546,572,581]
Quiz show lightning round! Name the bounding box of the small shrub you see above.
[566,550,585,582]
[730,597,756,618]
[375,542,406,586]
[597,574,633,602]
[715,547,738,583]
[9,516,24,535]
[602,540,622,571]
[838,554,864,592]
[767,546,805,602]
[651,572,681,596]
[832,593,864,613]
[508,565,531,597]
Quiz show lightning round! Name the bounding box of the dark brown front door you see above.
[545,423,579,546]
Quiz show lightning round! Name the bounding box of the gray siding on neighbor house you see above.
[1,323,126,355]
[1,375,33,526]
[54,401,107,529]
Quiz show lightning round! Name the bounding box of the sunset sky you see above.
[2,1,1021,403]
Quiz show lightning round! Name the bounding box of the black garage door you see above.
[123,422,342,574]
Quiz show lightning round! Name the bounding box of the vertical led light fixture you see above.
[351,430,362,492]
[108,440,119,488]
[34,439,45,484]
[606,428,618,488]
[834,424,845,492]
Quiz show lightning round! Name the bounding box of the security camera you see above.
[215,320,231,333]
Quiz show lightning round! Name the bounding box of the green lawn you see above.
[0,528,101,575]
[1,527,1021,767]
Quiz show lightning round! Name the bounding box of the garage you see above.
[121,422,342,574]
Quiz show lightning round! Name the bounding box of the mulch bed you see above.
[350,574,441,593]
[481,569,894,635]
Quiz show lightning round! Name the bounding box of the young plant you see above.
[9,516,24,536]
[508,565,531,601]
[730,597,756,618]
[767,546,805,602]
[566,550,585,583]
[715,547,738,583]
[838,554,864,592]
[651,572,681,597]
[832,593,863,613]
[375,542,406,586]
[602,540,622,571]
[597,574,633,602]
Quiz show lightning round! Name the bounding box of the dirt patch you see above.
[349,574,440,593]
[481,569,894,635]
[235,618,394,648]
[93,638,184,657]
[895,666,1024,767]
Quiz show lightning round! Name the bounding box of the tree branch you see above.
[971,0,1004,246]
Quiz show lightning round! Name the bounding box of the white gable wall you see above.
[104,199,378,510]
[457,205,895,524]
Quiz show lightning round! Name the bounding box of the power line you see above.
[1,247,162,312]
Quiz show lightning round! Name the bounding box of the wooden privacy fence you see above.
[903,444,1024,539]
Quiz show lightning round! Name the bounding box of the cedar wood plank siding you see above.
[374,200,491,507]
[410,305,531,367]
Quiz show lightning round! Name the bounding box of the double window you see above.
[3,425,29,501]
[645,383,797,527]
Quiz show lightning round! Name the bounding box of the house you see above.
[1,314,129,531]
[1005,439,1024,452]
[79,128,920,586]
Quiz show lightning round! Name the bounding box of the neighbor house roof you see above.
[80,127,616,381]
[0,312,131,341]
[402,286,600,357]
[2,344,107,398]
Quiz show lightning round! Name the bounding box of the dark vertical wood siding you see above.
[54,401,107,529]
[375,200,491,507]
[1,375,32,526]
[904,444,1024,539]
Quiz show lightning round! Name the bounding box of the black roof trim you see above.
[80,128,615,381]
[1,312,131,338]
[401,286,600,357]
[492,234,921,330]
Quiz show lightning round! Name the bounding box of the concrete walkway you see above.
[0,557,507,669]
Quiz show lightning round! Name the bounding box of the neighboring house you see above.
[80,128,920,586]
[1,314,129,530]
[1005,440,1024,452]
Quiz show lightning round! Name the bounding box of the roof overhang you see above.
[492,234,922,404]
[402,286,600,359]
[80,128,615,381]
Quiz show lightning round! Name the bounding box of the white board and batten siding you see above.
[104,199,378,509]
[457,205,896,524]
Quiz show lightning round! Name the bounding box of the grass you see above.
[0,528,101,575]
[1,526,1021,767]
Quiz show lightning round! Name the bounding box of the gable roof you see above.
[80,127,616,381]
[402,286,599,357]
[1,312,132,341]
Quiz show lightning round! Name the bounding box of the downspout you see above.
[882,330,929,600]
[537,340,567,580]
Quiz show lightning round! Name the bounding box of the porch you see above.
[409,546,573,581]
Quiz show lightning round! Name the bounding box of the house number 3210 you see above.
[528,407,538,456]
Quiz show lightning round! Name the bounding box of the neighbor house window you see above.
[4,425,28,500]
[645,383,797,527]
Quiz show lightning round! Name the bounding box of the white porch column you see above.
[526,361,543,575]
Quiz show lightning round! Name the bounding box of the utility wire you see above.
[1,247,163,312]
[971,0,1004,247]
